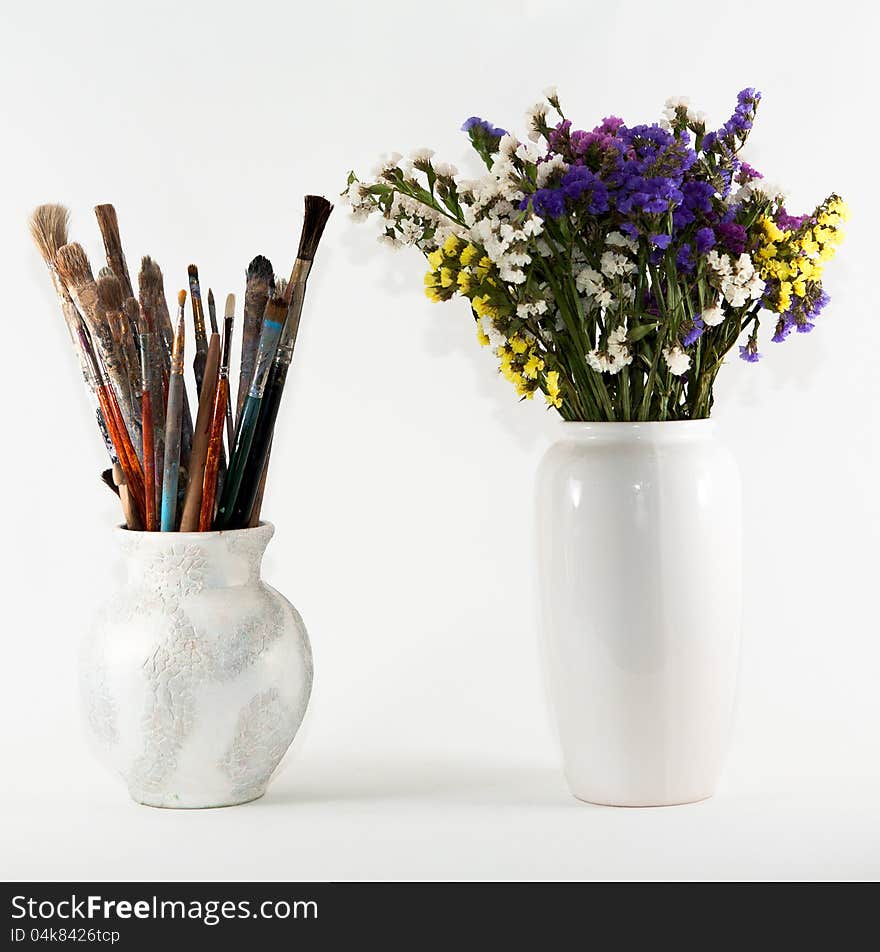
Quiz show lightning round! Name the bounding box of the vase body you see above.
[536,421,741,807]
[80,522,313,808]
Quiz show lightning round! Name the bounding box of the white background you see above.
[1,0,878,882]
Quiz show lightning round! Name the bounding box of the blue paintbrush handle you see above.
[160,373,184,531]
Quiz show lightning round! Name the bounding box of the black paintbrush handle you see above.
[229,362,289,528]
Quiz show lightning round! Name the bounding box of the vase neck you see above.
[558,421,715,445]
[116,523,275,589]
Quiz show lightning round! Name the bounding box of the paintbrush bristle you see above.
[207,287,215,307]
[178,289,187,307]
[275,277,288,298]
[296,195,334,261]
[96,271,125,312]
[247,254,274,284]
[55,242,95,289]
[225,294,235,318]
[187,264,199,279]
[138,256,163,301]
[29,204,70,266]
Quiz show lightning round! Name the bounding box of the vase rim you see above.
[114,520,275,540]
[558,420,714,441]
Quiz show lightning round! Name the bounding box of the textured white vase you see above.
[536,421,741,807]
[80,522,312,808]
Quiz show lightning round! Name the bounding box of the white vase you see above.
[80,522,313,808]
[536,421,741,807]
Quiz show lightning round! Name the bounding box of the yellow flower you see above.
[509,335,528,355]
[460,243,480,267]
[476,319,490,347]
[426,249,443,270]
[442,234,462,256]
[523,354,545,379]
[440,267,455,288]
[544,370,562,409]
[457,271,474,294]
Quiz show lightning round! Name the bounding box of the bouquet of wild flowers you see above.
[344,88,848,421]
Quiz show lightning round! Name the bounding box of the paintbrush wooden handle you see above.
[112,463,143,530]
[95,384,145,527]
[180,334,220,531]
[230,363,288,528]
[142,388,156,531]
[161,372,184,531]
[199,377,229,531]
[214,394,260,529]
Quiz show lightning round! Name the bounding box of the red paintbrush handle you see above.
[198,377,228,531]
[96,384,145,528]
[142,390,156,531]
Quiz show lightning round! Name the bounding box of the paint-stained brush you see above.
[200,316,233,530]
[139,313,158,531]
[231,195,333,527]
[238,255,273,423]
[113,462,143,530]
[28,204,118,465]
[161,292,186,531]
[223,294,235,450]
[207,287,219,334]
[179,331,220,531]
[56,242,141,452]
[213,294,286,528]
[97,269,141,422]
[188,264,209,397]
[94,203,135,299]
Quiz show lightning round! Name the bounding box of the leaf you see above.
[626,321,660,343]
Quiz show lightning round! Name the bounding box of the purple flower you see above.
[620,223,640,240]
[695,226,716,253]
[771,321,792,343]
[796,321,815,333]
[650,233,672,249]
[461,116,507,138]
[776,208,811,231]
[716,222,747,255]
[676,243,694,273]
[739,342,761,363]
[682,316,705,346]
[559,166,609,214]
[527,188,566,219]
[738,162,762,183]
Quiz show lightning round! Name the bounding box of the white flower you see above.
[605,231,638,253]
[663,346,691,376]
[600,250,637,279]
[521,215,544,238]
[480,315,505,349]
[409,148,434,163]
[433,162,458,178]
[498,134,519,158]
[515,140,542,164]
[734,179,786,204]
[371,151,402,177]
[397,219,422,245]
[586,326,632,375]
[543,85,559,101]
[376,233,400,250]
[524,102,548,141]
[662,96,706,127]
[706,249,732,276]
[701,302,725,327]
[536,153,568,188]
[575,266,604,298]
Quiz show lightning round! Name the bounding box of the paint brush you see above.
[223,294,236,451]
[101,469,119,497]
[207,287,219,334]
[160,292,186,531]
[139,317,158,531]
[230,195,333,527]
[94,204,135,299]
[200,316,233,530]
[213,294,286,528]
[188,264,209,397]
[179,331,220,531]
[29,204,118,465]
[97,269,141,423]
[76,320,146,526]
[56,243,141,452]
[113,462,143,530]
[238,255,273,423]
[140,257,193,475]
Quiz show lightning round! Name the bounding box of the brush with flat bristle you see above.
[139,256,193,475]
[213,293,287,528]
[200,307,234,530]
[231,196,334,527]
[94,204,134,299]
[56,242,142,455]
[207,287,219,335]
[188,264,209,397]
[138,304,162,529]
[161,290,187,531]
[97,269,141,421]
[28,204,118,466]
[237,255,273,423]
